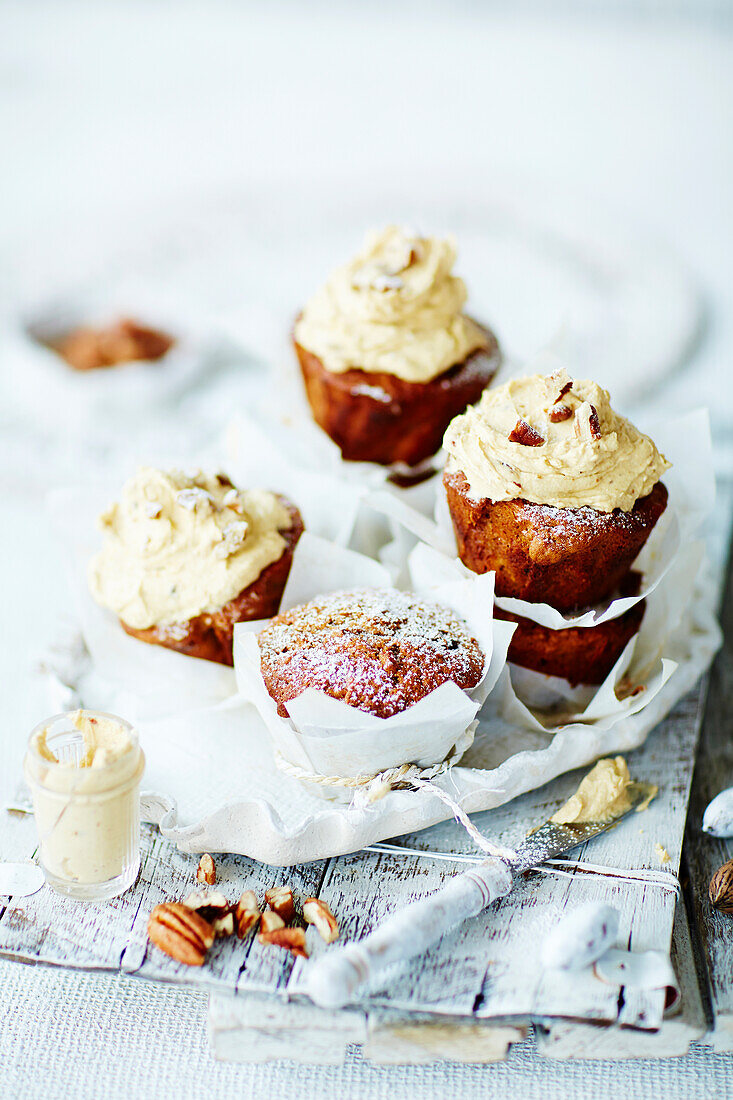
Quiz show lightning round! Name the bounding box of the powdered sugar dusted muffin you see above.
[258,589,484,718]
[293,226,500,468]
[89,468,303,665]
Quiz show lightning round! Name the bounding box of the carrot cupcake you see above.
[293,226,500,468]
[89,468,303,665]
[258,589,484,718]
[442,370,670,684]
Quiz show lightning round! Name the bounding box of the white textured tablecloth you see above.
[3,958,733,1100]
[2,1,733,1095]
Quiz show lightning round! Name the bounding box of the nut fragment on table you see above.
[147,902,215,966]
[258,909,285,938]
[259,927,308,958]
[709,859,733,913]
[303,897,339,943]
[235,890,261,938]
[183,891,234,937]
[196,853,216,885]
[265,885,295,922]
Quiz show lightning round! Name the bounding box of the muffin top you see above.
[258,588,485,719]
[444,370,669,513]
[89,468,294,629]
[294,226,489,384]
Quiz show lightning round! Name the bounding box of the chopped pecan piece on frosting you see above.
[545,369,574,405]
[509,419,545,447]
[548,404,573,423]
[574,402,603,443]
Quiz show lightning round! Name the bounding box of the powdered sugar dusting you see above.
[258,589,484,719]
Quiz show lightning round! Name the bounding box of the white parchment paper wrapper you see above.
[233,540,514,793]
[47,453,371,720]
[133,547,719,864]
[365,409,714,630]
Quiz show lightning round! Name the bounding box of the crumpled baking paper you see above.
[132,547,718,864]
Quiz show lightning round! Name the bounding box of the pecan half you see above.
[265,885,295,923]
[147,902,215,966]
[303,898,339,943]
[259,927,309,958]
[509,418,545,447]
[196,853,216,885]
[235,890,261,938]
[548,404,573,423]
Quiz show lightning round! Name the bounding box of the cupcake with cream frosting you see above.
[293,226,500,469]
[442,370,670,685]
[89,468,303,665]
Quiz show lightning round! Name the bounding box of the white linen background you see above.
[2,1,733,1097]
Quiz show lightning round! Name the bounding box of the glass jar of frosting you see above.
[24,709,145,901]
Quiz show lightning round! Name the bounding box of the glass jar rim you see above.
[27,709,139,770]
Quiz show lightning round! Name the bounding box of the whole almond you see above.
[147,902,215,966]
[709,859,733,913]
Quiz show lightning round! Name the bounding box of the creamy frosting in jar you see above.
[443,370,670,512]
[294,225,490,383]
[24,710,144,887]
[88,468,293,629]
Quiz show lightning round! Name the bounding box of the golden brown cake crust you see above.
[294,322,500,467]
[258,589,484,718]
[495,600,646,686]
[444,469,668,612]
[120,497,303,666]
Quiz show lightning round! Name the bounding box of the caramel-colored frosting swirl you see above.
[550,757,633,824]
[443,370,669,512]
[294,226,490,383]
[89,468,293,629]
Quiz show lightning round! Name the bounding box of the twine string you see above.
[272,749,516,862]
[274,750,682,895]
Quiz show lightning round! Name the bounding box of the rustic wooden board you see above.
[681,534,733,1051]
[0,677,704,1036]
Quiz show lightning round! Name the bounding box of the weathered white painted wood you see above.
[208,992,366,1065]
[305,858,513,1010]
[364,1010,526,1065]
[536,898,707,1059]
[681,535,733,1050]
